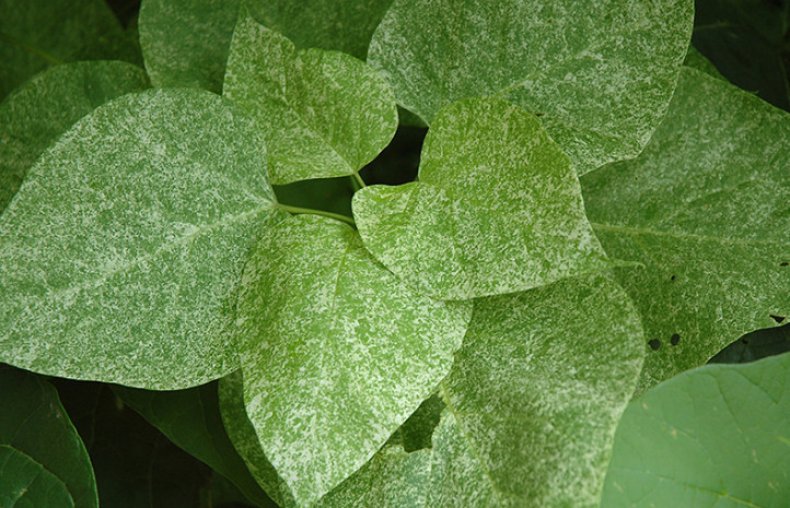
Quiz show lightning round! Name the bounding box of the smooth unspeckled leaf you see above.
[236,215,471,506]
[246,0,393,60]
[224,16,397,184]
[114,383,275,508]
[432,274,644,507]
[138,0,240,93]
[0,88,281,389]
[0,0,139,99]
[710,324,790,365]
[219,371,295,508]
[0,446,74,507]
[0,367,97,508]
[367,0,693,173]
[581,67,790,391]
[602,353,790,507]
[0,60,149,214]
[353,98,611,300]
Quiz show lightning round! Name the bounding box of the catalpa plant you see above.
[0,0,788,506]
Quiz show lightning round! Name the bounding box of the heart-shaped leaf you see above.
[367,0,693,173]
[235,214,471,505]
[353,97,611,300]
[581,67,790,392]
[0,88,281,389]
[224,15,397,185]
[0,60,149,213]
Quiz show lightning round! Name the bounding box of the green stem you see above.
[276,204,355,226]
[352,171,367,189]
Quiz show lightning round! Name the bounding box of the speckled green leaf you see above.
[431,274,644,506]
[224,15,397,185]
[219,371,296,507]
[236,215,471,506]
[581,67,790,392]
[114,383,275,507]
[318,446,432,508]
[353,98,611,300]
[0,0,139,99]
[245,0,393,60]
[0,88,280,389]
[0,446,74,507]
[0,60,149,214]
[138,0,240,93]
[602,352,790,507]
[0,367,97,507]
[367,0,693,173]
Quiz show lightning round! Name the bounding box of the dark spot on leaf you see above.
[535,112,545,117]
[670,333,680,346]
[670,274,676,281]
[781,261,789,267]
[648,339,661,350]
[742,338,750,345]
[770,315,786,324]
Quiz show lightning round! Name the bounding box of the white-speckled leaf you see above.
[367,0,693,173]
[0,88,281,389]
[581,67,790,392]
[219,371,296,508]
[602,353,790,507]
[0,0,139,99]
[245,0,393,60]
[432,274,644,506]
[224,16,397,184]
[236,214,471,506]
[138,0,240,93]
[0,61,149,214]
[353,98,611,300]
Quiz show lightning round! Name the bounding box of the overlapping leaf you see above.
[0,367,97,507]
[0,0,139,99]
[367,0,693,173]
[138,0,240,93]
[432,274,644,506]
[0,60,149,213]
[602,352,790,506]
[0,88,281,389]
[581,67,790,391]
[235,215,471,505]
[114,383,274,507]
[224,15,397,184]
[245,0,393,60]
[353,98,611,300]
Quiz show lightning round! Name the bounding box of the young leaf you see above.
[0,88,282,389]
[353,98,611,300]
[433,274,644,506]
[0,367,97,508]
[581,67,790,391]
[224,15,397,185]
[367,0,693,173]
[602,352,790,506]
[0,0,139,99]
[0,60,149,213]
[235,214,471,506]
[245,0,393,60]
[138,0,240,93]
[114,383,275,508]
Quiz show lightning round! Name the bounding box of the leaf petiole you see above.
[276,203,356,226]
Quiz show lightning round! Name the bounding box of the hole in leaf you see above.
[770,315,786,324]
[648,339,661,350]
[670,333,681,346]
